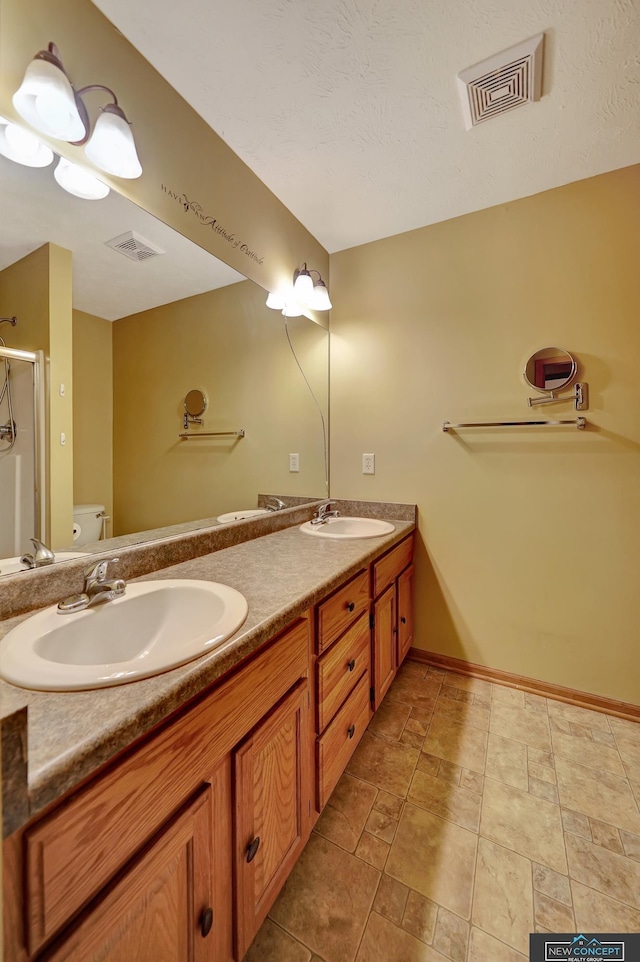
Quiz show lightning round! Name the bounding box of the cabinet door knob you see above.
[401,616,407,624]
[347,659,356,672]
[346,601,355,612]
[199,907,214,938]
[348,724,356,739]
[246,836,261,863]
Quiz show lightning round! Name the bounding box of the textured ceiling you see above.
[94,0,639,253]
[0,160,244,320]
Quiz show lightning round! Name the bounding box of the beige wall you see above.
[330,164,640,705]
[72,310,113,528]
[0,244,74,549]
[113,280,328,535]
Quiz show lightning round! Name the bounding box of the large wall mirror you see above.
[0,158,329,577]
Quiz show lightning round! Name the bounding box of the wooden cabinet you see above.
[373,584,396,707]
[42,788,214,962]
[234,681,312,958]
[316,569,370,654]
[371,537,414,708]
[3,531,415,962]
[397,564,414,663]
[317,672,372,809]
[314,577,373,812]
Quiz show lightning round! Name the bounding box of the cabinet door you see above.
[373,585,396,708]
[397,564,414,664]
[43,788,213,962]
[235,681,311,958]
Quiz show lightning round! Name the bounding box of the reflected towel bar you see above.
[442,418,586,432]
[178,429,245,440]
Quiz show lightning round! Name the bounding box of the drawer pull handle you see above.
[347,659,356,672]
[200,907,214,938]
[346,601,355,612]
[401,616,407,624]
[348,724,356,739]
[246,836,261,863]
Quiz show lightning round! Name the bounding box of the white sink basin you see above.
[0,579,248,692]
[217,509,269,523]
[0,551,88,577]
[300,517,395,539]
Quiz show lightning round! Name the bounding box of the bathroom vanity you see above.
[1,508,414,961]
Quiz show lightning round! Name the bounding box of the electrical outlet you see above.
[289,453,300,472]
[362,453,375,475]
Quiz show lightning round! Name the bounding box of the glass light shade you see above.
[282,300,304,317]
[0,122,54,167]
[293,270,313,302]
[266,291,285,310]
[309,281,332,311]
[85,109,142,179]
[12,59,85,141]
[54,157,110,200]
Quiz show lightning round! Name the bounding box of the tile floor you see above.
[244,661,640,962]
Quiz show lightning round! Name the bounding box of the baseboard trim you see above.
[408,648,640,723]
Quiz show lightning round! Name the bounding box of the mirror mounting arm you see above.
[527,382,588,411]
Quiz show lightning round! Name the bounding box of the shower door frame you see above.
[0,345,45,544]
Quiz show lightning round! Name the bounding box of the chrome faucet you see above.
[310,500,340,525]
[20,538,55,569]
[265,497,286,511]
[57,558,126,614]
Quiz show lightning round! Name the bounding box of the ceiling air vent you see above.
[457,33,544,130]
[105,231,166,262]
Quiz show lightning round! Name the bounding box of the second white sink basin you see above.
[300,517,395,539]
[217,509,269,523]
[0,579,248,691]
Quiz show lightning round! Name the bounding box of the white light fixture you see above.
[265,290,286,310]
[309,279,332,311]
[282,299,305,317]
[13,54,85,141]
[0,118,53,167]
[54,157,110,200]
[85,105,142,179]
[293,265,313,301]
[266,263,332,313]
[12,42,142,179]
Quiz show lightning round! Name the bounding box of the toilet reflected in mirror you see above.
[524,347,577,394]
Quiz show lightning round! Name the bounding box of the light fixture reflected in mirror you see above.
[54,157,110,200]
[12,42,142,180]
[266,262,332,314]
[0,117,53,167]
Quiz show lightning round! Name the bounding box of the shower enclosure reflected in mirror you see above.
[0,160,329,576]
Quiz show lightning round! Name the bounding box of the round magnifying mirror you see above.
[184,389,207,418]
[524,347,577,394]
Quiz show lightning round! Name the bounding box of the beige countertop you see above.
[1,507,414,836]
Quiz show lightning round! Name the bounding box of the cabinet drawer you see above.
[316,570,370,654]
[24,616,310,956]
[317,672,371,810]
[316,613,370,734]
[372,536,413,598]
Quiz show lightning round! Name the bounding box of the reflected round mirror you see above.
[524,347,577,394]
[184,389,207,418]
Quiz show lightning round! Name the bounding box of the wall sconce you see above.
[266,263,332,315]
[2,41,142,195]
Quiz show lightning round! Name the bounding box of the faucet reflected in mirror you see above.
[0,155,329,577]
